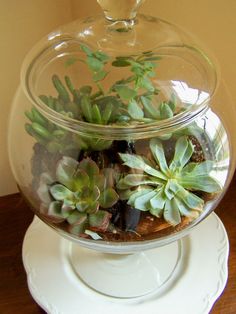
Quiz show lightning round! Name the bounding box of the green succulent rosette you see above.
[118,136,222,226]
[37,156,119,237]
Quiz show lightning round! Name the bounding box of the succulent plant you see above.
[25,107,78,153]
[26,44,185,155]
[118,136,221,226]
[65,44,181,125]
[37,156,119,237]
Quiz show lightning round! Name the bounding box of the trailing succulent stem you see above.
[118,136,221,226]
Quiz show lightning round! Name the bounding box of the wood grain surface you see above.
[0,173,235,314]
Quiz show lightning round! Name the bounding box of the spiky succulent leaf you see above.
[163,199,181,226]
[169,137,194,172]
[150,138,169,175]
[149,187,165,212]
[127,188,154,208]
[181,160,213,176]
[179,176,221,193]
[117,174,160,189]
[119,153,167,180]
[134,190,157,211]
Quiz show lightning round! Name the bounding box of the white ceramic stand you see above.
[22,213,229,314]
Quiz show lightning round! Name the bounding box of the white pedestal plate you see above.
[22,213,229,314]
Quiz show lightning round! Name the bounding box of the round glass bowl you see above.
[8,0,235,254]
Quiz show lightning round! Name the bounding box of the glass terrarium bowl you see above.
[8,0,235,299]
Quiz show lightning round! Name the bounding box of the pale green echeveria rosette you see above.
[118,136,222,226]
[37,156,119,238]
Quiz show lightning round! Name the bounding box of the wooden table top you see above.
[0,173,235,314]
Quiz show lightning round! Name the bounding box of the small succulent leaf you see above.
[78,158,99,183]
[94,174,106,191]
[175,198,200,218]
[168,179,181,194]
[67,211,87,225]
[141,96,160,119]
[149,187,166,211]
[150,138,169,175]
[63,198,75,208]
[128,99,144,119]
[48,201,63,218]
[163,199,181,226]
[31,107,48,125]
[99,188,119,208]
[52,74,70,103]
[182,160,214,176]
[84,229,102,240]
[80,44,93,56]
[93,70,108,82]
[179,176,222,193]
[76,200,89,212]
[140,77,155,91]
[164,180,175,200]
[68,219,88,235]
[31,122,52,139]
[160,102,174,119]
[119,189,134,200]
[81,95,93,122]
[102,103,113,124]
[119,153,167,180]
[91,104,102,123]
[168,94,176,112]
[179,141,195,169]
[115,85,137,101]
[180,162,198,174]
[112,59,131,67]
[169,137,194,171]
[56,156,79,190]
[80,186,100,203]
[127,188,154,206]
[50,184,74,201]
[88,210,112,232]
[94,51,110,62]
[86,56,103,72]
[134,190,157,211]
[73,169,90,191]
[176,184,204,211]
[61,204,74,218]
[85,201,99,214]
[101,168,116,188]
[25,110,34,122]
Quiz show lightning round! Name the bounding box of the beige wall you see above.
[1,0,236,196]
[0,0,72,196]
